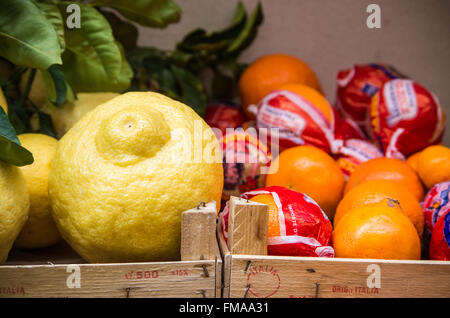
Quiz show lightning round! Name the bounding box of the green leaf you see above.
[0,0,62,69]
[58,3,132,92]
[126,47,166,69]
[62,38,132,92]
[92,0,181,28]
[170,65,206,116]
[41,65,68,107]
[37,111,56,138]
[36,1,65,52]
[225,2,263,56]
[176,2,246,53]
[169,49,193,66]
[219,58,249,80]
[0,107,33,166]
[59,2,122,79]
[8,68,35,134]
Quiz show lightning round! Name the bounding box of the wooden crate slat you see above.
[228,255,450,298]
[0,201,222,298]
[0,259,217,298]
[217,219,232,298]
[217,201,450,298]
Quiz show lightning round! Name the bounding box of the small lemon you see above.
[0,87,8,114]
[50,92,120,138]
[49,92,224,263]
[0,162,29,263]
[15,133,60,249]
[20,69,46,109]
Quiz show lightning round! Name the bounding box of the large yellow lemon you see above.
[48,92,223,263]
[15,133,60,248]
[0,162,29,264]
[49,92,120,138]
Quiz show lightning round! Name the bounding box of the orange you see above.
[250,194,281,238]
[344,157,424,201]
[333,199,421,260]
[417,145,450,189]
[275,83,333,122]
[406,151,421,172]
[238,54,321,118]
[265,145,345,219]
[335,179,424,237]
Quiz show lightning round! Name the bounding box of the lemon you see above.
[14,134,60,249]
[50,92,120,138]
[49,92,224,263]
[20,69,46,109]
[0,87,8,114]
[0,162,29,263]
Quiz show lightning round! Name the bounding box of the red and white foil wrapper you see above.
[220,186,335,257]
[255,90,337,154]
[204,102,245,138]
[220,131,272,209]
[429,211,450,261]
[422,181,450,240]
[336,139,383,178]
[336,63,402,130]
[333,108,367,143]
[369,79,446,159]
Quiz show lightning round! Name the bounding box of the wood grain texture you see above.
[214,237,223,298]
[181,201,217,261]
[217,222,450,298]
[0,260,217,298]
[217,221,232,298]
[227,197,268,256]
[229,256,450,298]
[0,203,222,298]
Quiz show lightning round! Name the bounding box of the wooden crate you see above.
[0,201,222,298]
[218,197,450,298]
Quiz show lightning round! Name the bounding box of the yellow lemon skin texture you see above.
[0,87,8,114]
[48,92,224,263]
[15,134,60,249]
[0,162,29,263]
[50,92,120,138]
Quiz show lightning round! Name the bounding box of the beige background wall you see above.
[138,0,450,146]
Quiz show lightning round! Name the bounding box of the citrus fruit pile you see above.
[215,53,449,261]
[0,53,448,265]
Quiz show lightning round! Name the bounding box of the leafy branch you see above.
[0,0,181,165]
[127,1,263,116]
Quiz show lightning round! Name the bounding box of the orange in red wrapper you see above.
[336,63,403,130]
[333,107,367,145]
[369,79,446,159]
[204,102,245,137]
[255,90,336,153]
[429,211,450,261]
[422,181,450,240]
[220,131,272,209]
[220,186,334,257]
[336,139,383,178]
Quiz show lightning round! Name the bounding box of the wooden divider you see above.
[227,196,269,256]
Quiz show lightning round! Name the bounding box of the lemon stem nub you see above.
[95,106,170,166]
